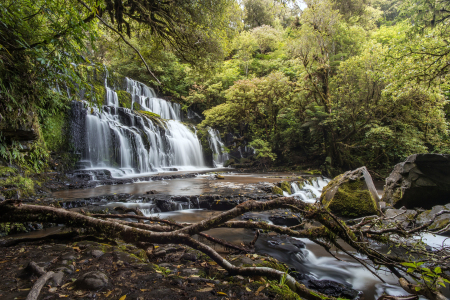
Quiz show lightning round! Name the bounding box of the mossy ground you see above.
[0,175,35,198]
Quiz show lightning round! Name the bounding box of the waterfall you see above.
[287,177,330,203]
[207,128,229,167]
[74,77,207,177]
[125,77,181,120]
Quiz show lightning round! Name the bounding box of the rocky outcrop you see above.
[382,154,450,209]
[320,167,379,218]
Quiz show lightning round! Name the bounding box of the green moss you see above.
[117,90,132,108]
[133,102,141,110]
[0,166,17,177]
[280,181,291,194]
[138,110,161,119]
[272,186,284,195]
[224,159,235,167]
[303,169,322,175]
[42,112,67,152]
[322,178,378,218]
[92,83,105,106]
[0,175,35,198]
[130,249,148,262]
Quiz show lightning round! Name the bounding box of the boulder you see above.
[75,271,109,290]
[416,204,450,233]
[382,154,450,209]
[320,167,379,218]
[280,181,291,194]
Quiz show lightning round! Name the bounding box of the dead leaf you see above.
[72,247,81,252]
[61,282,72,289]
[49,287,57,293]
[119,296,127,300]
[217,292,227,296]
[196,287,213,292]
[208,261,217,265]
[58,295,69,298]
[190,275,200,277]
[205,283,215,287]
[255,286,265,296]
[104,290,112,297]
[245,287,251,292]
[140,289,150,292]
[0,260,9,264]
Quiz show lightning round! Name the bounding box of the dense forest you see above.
[1,0,449,176]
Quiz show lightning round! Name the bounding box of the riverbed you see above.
[47,172,429,299]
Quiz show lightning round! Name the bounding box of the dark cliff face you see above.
[69,101,87,157]
[382,154,450,209]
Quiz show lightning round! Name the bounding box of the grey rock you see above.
[382,154,450,209]
[51,271,64,286]
[61,253,76,260]
[383,209,417,228]
[75,271,109,290]
[180,268,200,276]
[180,253,197,262]
[90,250,104,258]
[55,267,73,275]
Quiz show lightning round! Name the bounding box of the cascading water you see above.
[75,76,208,177]
[207,128,229,167]
[126,77,181,120]
[288,177,330,203]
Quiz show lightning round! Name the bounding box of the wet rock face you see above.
[320,167,379,218]
[306,278,361,299]
[382,154,450,209]
[75,271,109,290]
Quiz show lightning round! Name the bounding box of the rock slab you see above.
[320,167,379,218]
[382,154,450,209]
[76,271,109,290]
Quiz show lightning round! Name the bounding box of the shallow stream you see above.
[49,172,447,299]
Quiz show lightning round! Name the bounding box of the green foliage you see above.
[153,264,171,277]
[402,261,450,292]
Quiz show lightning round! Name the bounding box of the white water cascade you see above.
[77,77,207,177]
[288,177,330,203]
[207,128,229,167]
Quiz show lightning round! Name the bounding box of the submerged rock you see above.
[321,167,379,218]
[382,154,450,209]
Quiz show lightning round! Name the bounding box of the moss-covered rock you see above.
[224,159,235,168]
[303,169,322,175]
[92,82,106,106]
[0,175,35,199]
[320,167,379,218]
[138,110,161,119]
[280,181,291,194]
[117,90,132,108]
[272,186,283,195]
